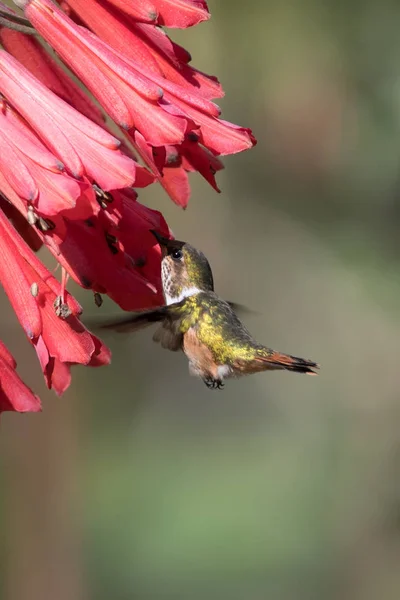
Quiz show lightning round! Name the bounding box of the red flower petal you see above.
[0,349,42,414]
[0,196,42,251]
[153,0,210,28]
[0,28,105,125]
[104,0,158,23]
[0,103,100,220]
[161,163,191,208]
[0,211,42,339]
[88,335,112,367]
[107,0,210,28]
[24,2,197,146]
[4,214,83,317]
[47,358,71,396]
[0,50,137,189]
[66,0,163,77]
[0,341,17,369]
[39,307,95,365]
[66,0,222,100]
[170,97,257,156]
[53,218,161,310]
[180,139,224,191]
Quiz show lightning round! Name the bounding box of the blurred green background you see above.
[2,0,400,598]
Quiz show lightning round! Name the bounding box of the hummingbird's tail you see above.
[252,348,319,375]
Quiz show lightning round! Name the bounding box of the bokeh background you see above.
[2,1,400,599]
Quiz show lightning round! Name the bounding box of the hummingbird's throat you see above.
[161,260,200,305]
[164,283,201,305]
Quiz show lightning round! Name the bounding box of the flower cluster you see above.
[0,0,256,415]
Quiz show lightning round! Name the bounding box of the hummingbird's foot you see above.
[203,377,224,390]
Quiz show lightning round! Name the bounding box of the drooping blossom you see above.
[0,195,42,252]
[0,0,256,410]
[0,100,99,224]
[61,0,222,100]
[0,341,41,415]
[0,51,138,189]
[0,26,105,124]
[0,208,111,395]
[21,0,256,204]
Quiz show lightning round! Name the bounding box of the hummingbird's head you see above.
[150,230,214,304]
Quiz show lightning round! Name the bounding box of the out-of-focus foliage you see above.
[2,1,400,599]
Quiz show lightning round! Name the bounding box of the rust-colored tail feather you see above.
[254,349,319,375]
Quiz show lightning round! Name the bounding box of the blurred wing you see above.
[153,321,183,351]
[227,301,259,316]
[97,306,169,333]
[91,300,186,335]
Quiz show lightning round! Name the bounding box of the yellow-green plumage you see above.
[173,293,265,364]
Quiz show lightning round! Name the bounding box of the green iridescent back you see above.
[172,292,259,365]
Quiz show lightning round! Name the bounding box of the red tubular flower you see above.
[160,140,224,207]
[23,0,196,146]
[52,217,162,311]
[127,130,223,207]
[70,0,209,28]
[0,101,99,222]
[0,50,138,190]
[0,195,43,252]
[94,0,160,24]
[57,0,253,155]
[104,0,210,28]
[0,209,111,395]
[150,0,210,28]
[0,341,42,415]
[45,186,171,310]
[64,0,222,100]
[101,189,171,298]
[22,1,255,169]
[0,165,161,310]
[0,0,256,409]
[0,27,105,125]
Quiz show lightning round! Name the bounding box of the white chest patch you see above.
[165,286,202,305]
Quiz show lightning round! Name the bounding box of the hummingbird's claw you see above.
[204,377,224,390]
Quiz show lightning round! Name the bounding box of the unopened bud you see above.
[94,292,103,307]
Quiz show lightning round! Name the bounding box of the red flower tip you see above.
[0,341,42,415]
[105,0,210,28]
[103,0,159,24]
[152,0,210,28]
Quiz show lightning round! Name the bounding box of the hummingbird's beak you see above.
[150,229,171,246]
[150,230,171,255]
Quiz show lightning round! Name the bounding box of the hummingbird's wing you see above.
[226,302,259,316]
[94,299,253,333]
[98,306,170,333]
[152,320,183,351]
[98,300,188,352]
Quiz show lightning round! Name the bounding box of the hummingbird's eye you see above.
[171,249,183,261]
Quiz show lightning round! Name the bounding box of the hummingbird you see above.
[102,231,319,389]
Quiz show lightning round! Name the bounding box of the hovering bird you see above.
[102,231,319,389]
